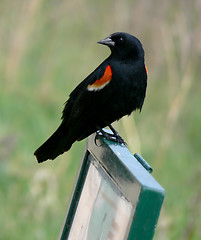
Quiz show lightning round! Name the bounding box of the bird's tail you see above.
[34,124,72,163]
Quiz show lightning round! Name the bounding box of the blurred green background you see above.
[1,0,201,239]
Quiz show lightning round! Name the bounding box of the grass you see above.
[0,0,201,239]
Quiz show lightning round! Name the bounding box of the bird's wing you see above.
[87,64,112,91]
[62,62,112,120]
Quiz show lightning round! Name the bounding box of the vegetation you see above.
[0,0,201,239]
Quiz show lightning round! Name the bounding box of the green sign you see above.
[60,131,165,240]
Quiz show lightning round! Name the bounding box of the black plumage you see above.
[34,32,147,163]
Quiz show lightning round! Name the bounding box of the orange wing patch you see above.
[88,65,112,91]
[145,65,148,75]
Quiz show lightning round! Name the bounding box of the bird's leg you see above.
[95,125,126,145]
[107,123,119,136]
[95,126,115,140]
[107,123,127,145]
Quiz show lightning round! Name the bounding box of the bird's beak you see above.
[97,36,115,47]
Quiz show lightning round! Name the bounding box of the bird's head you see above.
[98,32,144,60]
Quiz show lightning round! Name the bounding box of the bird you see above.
[34,32,148,163]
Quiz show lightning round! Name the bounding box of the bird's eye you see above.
[119,37,123,43]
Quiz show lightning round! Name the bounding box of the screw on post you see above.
[134,153,153,173]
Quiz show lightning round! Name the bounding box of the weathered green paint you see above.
[128,187,165,240]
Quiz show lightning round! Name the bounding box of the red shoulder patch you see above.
[88,65,112,91]
[145,65,148,75]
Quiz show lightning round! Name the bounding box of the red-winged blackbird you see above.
[34,32,147,163]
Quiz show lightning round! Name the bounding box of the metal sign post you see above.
[60,130,165,240]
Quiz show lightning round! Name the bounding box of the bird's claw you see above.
[95,129,127,146]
